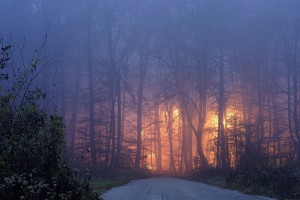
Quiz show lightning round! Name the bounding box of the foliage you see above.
[0,42,11,80]
[90,177,131,196]
[193,166,300,199]
[225,167,300,199]
[0,41,100,200]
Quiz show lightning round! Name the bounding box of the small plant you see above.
[0,39,100,200]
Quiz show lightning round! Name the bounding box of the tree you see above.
[0,41,99,200]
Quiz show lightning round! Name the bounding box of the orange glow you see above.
[173,109,179,119]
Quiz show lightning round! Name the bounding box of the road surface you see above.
[101,178,274,200]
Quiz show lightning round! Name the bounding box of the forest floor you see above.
[100,177,274,200]
[90,176,134,196]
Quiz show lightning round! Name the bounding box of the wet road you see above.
[101,178,274,200]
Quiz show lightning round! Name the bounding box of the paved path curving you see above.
[101,178,274,200]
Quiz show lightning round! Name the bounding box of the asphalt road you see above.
[101,178,274,200]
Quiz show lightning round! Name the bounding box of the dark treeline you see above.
[1,0,300,177]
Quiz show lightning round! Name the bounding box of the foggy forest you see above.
[1,0,300,199]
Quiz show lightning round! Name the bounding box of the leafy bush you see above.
[225,167,300,199]
[193,165,300,199]
[0,40,100,200]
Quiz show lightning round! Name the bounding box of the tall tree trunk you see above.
[60,64,67,162]
[243,101,253,169]
[177,111,181,172]
[218,46,227,170]
[187,116,193,170]
[181,110,189,173]
[196,53,209,169]
[105,103,111,171]
[108,76,116,170]
[196,96,209,168]
[267,87,272,166]
[135,40,149,169]
[272,94,282,165]
[135,66,146,169]
[69,67,80,164]
[154,119,158,170]
[115,71,122,171]
[176,67,208,170]
[60,65,66,122]
[166,105,176,173]
[104,0,117,170]
[286,37,300,163]
[119,87,126,169]
[155,104,162,171]
[257,68,263,167]
[233,116,239,167]
[150,125,154,170]
[87,0,97,170]
[292,39,300,159]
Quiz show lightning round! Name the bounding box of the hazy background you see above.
[1,0,300,175]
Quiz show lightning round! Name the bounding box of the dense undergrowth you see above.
[192,166,300,199]
[90,168,152,196]
[90,177,133,195]
[0,43,100,200]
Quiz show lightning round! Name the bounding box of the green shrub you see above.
[225,167,300,199]
[0,41,100,200]
[194,166,300,199]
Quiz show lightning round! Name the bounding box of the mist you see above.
[1,0,300,199]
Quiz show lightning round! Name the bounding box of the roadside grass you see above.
[183,174,275,198]
[90,171,151,197]
[203,175,227,187]
[89,168,152,198]
[201,175,283,199]
[184,167,300,200]
[90,177,131,196]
